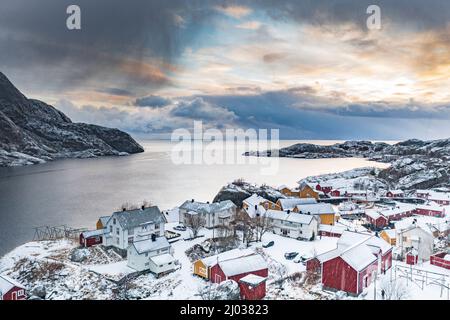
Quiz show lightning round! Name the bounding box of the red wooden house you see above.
[209,254,268,300]
[386,190,405,198]
[316,184,333,194]
[315,231,392,295]
[415,204,445,217]
[330,190,341,197]
[238,274,267,300]
[0,275,26,300]
[80,229,106,247]
[365,211,388,229]
[430,252,450,270]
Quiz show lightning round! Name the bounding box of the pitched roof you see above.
[98,216,110,226]
[81,229,108,238]
[201,248,254,267]
[180,200,236,215]
[296,203,335,215]
[150,253,176,266]
[111,206,165,229]
[239,274,267,286]
[131,236,171,254]
[243,194,269,207]
[266,210,315,225]
[277,198,317,210]
[0,275,24,295]
[219,254,268,277]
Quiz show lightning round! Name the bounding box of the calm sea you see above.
[0,140,390,256]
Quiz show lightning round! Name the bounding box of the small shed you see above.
[239,274,267,300]
[0,275,26,300]
[79,229,106,247]
[365,211,388,229]
[210,254,268,285]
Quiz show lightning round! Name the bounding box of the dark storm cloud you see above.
[0,0,216,95]
[134,95,172,108]
[96,88,133,97]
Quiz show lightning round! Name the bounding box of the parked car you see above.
[284,252,299,260]
[174,225,187,231]
[262,241,274,248]
[293,254,310,264]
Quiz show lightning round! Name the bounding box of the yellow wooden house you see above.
[96,216,110,230]
[380,229,396,245]
[297,182,319,200]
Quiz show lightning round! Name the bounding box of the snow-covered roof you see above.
[318,231,390,272]
[98,216,110,226]
[81,229,107,238]
[180,200,236,215]
[243,194,269,208]
[111,206,165,229]
[0,275,24,295]
[266,210,315,225]
[365,210,382,220]
[244,204,267,219]
[379,204,416,217]
[201,248,254,267]
[296,203,335,215]
[239,274,267,286]
[428,192,450,202]
[416,202,445,212]
[319,224,346,234]
[131,236,171,254]
[150,253,176,266]
[444,254,450,261]
[394,216,449,234]
[381,229,396,238]
[277,198,317,210]
[219,254,268,277]
[340,243,377,271]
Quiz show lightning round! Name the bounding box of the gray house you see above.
[103,206,167,256]
[179,200,237,228]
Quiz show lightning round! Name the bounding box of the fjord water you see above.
[0,140,389,256]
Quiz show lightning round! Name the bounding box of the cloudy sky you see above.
[1,0,450,139]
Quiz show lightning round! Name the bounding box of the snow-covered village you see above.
[1,167,450,301]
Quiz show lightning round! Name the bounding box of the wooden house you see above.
[297,182,319,200]
[193,248,254,279]
[0,275,26,300]
[209,254,268,285]
[238,274,267,300]
[314,231,392,295]
[80,229,107,247]
[380,229,396,245]
[96,216,110,230]
[296,203,336,225]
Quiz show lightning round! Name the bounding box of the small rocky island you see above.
[0,72,144,167]
[245,140,450,190]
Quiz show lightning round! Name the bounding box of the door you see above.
[11,291,17,300]
[215,274,222,283]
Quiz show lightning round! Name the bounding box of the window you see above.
[145,262,149,266]
[116,238,120,245]
[18,289,24,296]
[145,253,148,257]
[113,218,116,224]
[142,225,148,231]
[116,228,120,235]
[155,224,159,229]
[128,237,133,245]
[109,226,113,233]
[128,228,134,236]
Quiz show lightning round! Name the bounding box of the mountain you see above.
[245,139,450,189]
[0,72,144,167]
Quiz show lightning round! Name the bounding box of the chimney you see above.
[207,201,210,204]
[191,199,194,203]
[254,205,258,211]
[122,208,126,212]
[287,210,291,214]
[141,205,145,210]
[151,233,156,242]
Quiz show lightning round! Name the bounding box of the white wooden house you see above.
[266,210,319,240]
[127,235,177,275]
[103,206,167,256]
[395,224,434,261]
